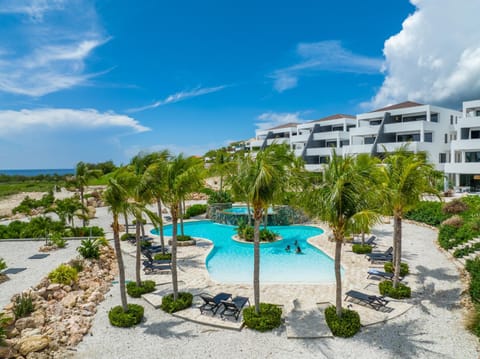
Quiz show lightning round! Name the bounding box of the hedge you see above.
[126,280,156,298]
[324,306,361,337]
[243,303,282,332]
[379,280,411,299]
[160,292,193,313]
[108,304,144,327]
[352,244,372,254]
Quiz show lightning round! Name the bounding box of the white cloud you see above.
[368,0,480,109]
[0,0,109,96]
[128,85,228,113]
[256,112,305,130]
[272,41,382,92]
[0,108,150,137]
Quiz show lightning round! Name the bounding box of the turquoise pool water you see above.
[223,206,274,214]
[156,220,340,284]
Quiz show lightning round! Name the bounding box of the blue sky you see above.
[0,0,479,169]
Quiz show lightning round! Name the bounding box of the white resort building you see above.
[245,99,480,191]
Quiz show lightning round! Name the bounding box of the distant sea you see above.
[0,169,75,176]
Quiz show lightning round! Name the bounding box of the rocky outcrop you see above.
[0,245,117,358]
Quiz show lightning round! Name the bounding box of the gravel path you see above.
[72,221,479,359]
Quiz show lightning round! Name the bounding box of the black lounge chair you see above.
[344,290,389,311]
[142,261,171,274]
[220,296,250,320]
[367,269,403,281]
[352,235,377,247]
[199,292,232,315]
[366,246,393,262]
[142,250,171,264]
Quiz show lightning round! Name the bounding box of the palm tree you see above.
[208,149,234,191]
[227,154,255,225]
[245,145,295,313]
[381,147,439,286]
[74,162,101,227]
[103,178,129,311]
[162,154,205,300]
[299,152,380,317]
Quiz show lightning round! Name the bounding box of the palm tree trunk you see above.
[113,215,128,311]
[361,232,365,245]
[124,212,129,234]
[253,207,262,314]
[80,187,86,227]
[334,236,343,317]
[171,204,179,300]
[393,214,402,288]
[180,200,185,237]
[157,199,166,254]
[247,202,252,226]
[263,209,268,229]
[141,221,145,239]
[135,219,141,286]
[220,175,223,192]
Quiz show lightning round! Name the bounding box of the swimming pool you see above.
[156,220,341,284]
[222,206,274,214]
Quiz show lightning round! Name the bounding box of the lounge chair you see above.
[220,296,250,320]
[199,292,232,315]
[142,250,171,265]
[142,261,171,274]
[344,290,389,311]
[366,246,393,262]
[352,235,377,247]
[367,269,403,281]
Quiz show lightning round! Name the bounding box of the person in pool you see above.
[294,240,298,246]
[296,246,302,254]
[285,245,291,252]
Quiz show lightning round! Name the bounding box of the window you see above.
[439,153,447,163]
[450,115,454,125]
[455,152,462,163]
[370,120,382,125]
[340,140,349,147]
[347,125,356,131]
[326,141,337,148]
[445,134,448,143]
[364,136,376,144]
[332,126,343,132]
[403,115,426,122]
[431,113,438,122]
[471,130,480,139]
[476,110,480,116]
[466,152,480,163]
[397,133,420,142]
[424,132,433,142]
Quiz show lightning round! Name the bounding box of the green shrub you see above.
[77,238,100,259]
[0,257,6,272]
[184,204,207,219]
[207,190,232,204]
[13,293,35,318]
[70,226,104,237]
[243,303,282,332]
[466,258,480,302]
[0,312,12,346]
[160,292,193,313]
[324,305,361,337]
[50,232,67,248]
[405,201,448,227]
[352,244,372,254]
[126,280,156,298]
[379,280,411,299]
[48,264,78,285]
[466,303,480,336]
[384,262,410,276]
[70,259,84,273]
[260,229,278,242]
[237,224,277,242]
[176,235,192,242]
[132,218,147,225]
[121,233,135,241]
[154,253,172,260]
[140,240,152,247]
[108,304,144,327]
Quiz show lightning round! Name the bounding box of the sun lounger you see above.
[344,290,389,311]
[199,292,232,315]
[142,250,171,264]
[352,235,377,247]
[142,261,171,274]
[366,247,393,262]
[367,269,404,281]
[220,296,250,320]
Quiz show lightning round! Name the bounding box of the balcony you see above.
[456,116,480,129]
[306,147,337,157]
[342,144,373,154]
[249,140,264,148]
[294,149,304,157]
[290,133,310,143]
[266,138,290,146]
[313,131,349,141]
[444,162,480,174]
[383,120,438,134]
[349,125,380,137]
[450,139,480,151]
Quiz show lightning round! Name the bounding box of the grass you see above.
[0,181,59,199]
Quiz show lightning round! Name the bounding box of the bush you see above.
[260,229,278,242]
[160,292,193,313]
[466,303,480,337]
[352,244,372,254]
[466,258,480,302]
[70,226,104,237]
[70,259,84,273]
[207,190,233,204]
[379,280,411,299]
[441,215,464,228]
[132,218,147,225]
[0,312,12,346]
[0,257,6,272]
[243,303,282,332]
[154,253,172,260]
[121,233,135,241]
[50,232,67,248]
[108,304,144,327]
[126,280,156,298]
[184,204,207,219]
[324,305,361,337]
[13,293,35,318]
[443,199,468,214]
[405,201,448,226]
[77,238,100,259]
[48,264,78,285]
[384,262,410,276]
[176,235,192,242]
[237,224,277,242]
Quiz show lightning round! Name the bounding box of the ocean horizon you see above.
[0,168,75,177]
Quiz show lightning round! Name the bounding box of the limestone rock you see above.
[47,284,61,291]
[15,317,36,331]
[17,335,50,356]
[61,292,77,308]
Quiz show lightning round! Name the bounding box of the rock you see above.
[62,285,72,292]
[17,335,50,356]
[15,317,36,331]
[7,327,19,338]
[61,293,77,308]
[32,312,45,328]
[20,328,41,337]
[36,288,47,298]
[4,302,14,311]
[67,333,84,347]
[26,351,50,359]
[47,284,61,291]
[53,289,67,301]
[0,343,17,358]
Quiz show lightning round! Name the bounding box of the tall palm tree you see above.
[104,178,129,311]
[381,147,439,286]
[208,149,234,191]
[162,154,205,300]
[74,162,101,227]
[245,145,295,313]
[299,152,380,317]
